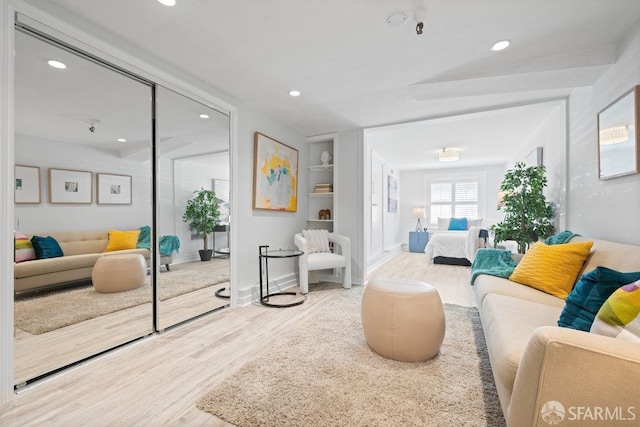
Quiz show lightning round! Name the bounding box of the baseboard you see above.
[366,245,403,276]
[236,273,299,306]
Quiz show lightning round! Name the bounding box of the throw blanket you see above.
[470,249,518,285]
[544,230,578,245]
[425,227,484,262]
[137,225,181,256]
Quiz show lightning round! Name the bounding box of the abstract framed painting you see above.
[97,173,132,205]
[14,165,41,204]
[253,132,298,212]
[48,168,92,204]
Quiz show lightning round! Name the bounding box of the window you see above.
[429,179,479,224]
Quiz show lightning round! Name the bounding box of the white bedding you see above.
[424,226,483,262]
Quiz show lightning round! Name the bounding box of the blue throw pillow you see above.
[448,217,468,231]
[31,235,64,259]
[558,267,640,331]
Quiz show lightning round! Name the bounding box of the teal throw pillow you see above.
[558,267,640,331]
[31,235,64,259]
[448,217,467,231]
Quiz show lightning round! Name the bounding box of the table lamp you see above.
[412,207,426,232]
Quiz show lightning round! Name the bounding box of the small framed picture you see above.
[15,165,41,204]
[49,168,92,204]
[97,173,132,205]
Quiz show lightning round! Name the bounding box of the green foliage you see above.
[491,162,555,253]
[182,188,221,251]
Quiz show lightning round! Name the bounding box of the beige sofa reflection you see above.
[14,231,173,294]
[474,236,640,426]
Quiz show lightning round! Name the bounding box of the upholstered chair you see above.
[293,232,351,294]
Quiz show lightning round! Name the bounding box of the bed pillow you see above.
[448,217,468,231]
[104,229,141,252]
[30,235,64,259]
[437,218,450,231]
[15,231,36,263]
[508,240,593,299]
[467,218,483,229]
[558,267,640,331]
[590,281,640,342]
[302,229,330,253]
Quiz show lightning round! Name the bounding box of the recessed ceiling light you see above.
[199,114,210,119]
[47,60,66,69]
[157,0,176,6]
[116,138,127,142]
[289,90,301,97]
[490,40,510,51]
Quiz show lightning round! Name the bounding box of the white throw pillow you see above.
[302,229,330,253]
[467,218,483,229]
[437,218,450,231]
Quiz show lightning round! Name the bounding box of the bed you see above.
[424,218,488,266]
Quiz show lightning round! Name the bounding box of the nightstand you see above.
[409,231,429,253]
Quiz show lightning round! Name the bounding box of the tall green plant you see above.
[182,188,220,251]
[491,162,555,254]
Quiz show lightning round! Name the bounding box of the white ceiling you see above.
[20,0,640,168]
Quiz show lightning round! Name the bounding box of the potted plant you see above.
[491,162,555,254]
[182,188,221,261]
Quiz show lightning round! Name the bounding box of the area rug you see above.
[15,268,229,335]
[196,290,505,426]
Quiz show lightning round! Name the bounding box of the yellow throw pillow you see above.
[509,240,594,299]
[104,229,140,253]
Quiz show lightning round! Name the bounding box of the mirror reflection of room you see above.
[156,86,231,330]
[13,30,154,384]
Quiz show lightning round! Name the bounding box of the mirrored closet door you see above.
[13,29,154,384]
[156,87,231,330]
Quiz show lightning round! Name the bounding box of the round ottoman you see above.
[92,254,147,293]
[361,278,445,362]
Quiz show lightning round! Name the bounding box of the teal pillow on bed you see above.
[448,217,467,231]
[558,267,640,331]
[30,235,64,259]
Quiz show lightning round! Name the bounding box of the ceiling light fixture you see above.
[289,90,301,97]
[490,40,510,51]
[47,60,66,69]
[199,113,210,119]
[157,0,176,6]
[117,138,127,142]
[386,12,408,27]
[438,147,460,162]
[599,125,630,145]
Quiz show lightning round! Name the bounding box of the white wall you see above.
[399,165,506,241]
[383,162,401,252]
[567,22,640,245]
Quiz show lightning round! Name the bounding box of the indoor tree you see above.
[182,188,221,261]
[491,162,555,254]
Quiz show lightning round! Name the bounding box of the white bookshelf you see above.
[307,134,336,232]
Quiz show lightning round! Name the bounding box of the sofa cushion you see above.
[31,235,64,259]
[590,281,640,342]
[558,267,640,331]
[509,241,593,299]
[571,236,640,277]
[105,229,141,252]
[474,275,565,309]
[14,253,103,278]
[481,294,562,395]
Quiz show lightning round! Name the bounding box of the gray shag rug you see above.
[15,268,229,335]
[197,289,505,426]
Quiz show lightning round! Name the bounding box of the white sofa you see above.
[474,236,640,426]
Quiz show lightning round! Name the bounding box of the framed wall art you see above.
[97,173,132,205]
[252,132,298,212]
[48,168,92,204]
[597,85,640,180]
[387,174,398,213]
[14,165,41,204]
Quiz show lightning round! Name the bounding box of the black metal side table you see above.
[259,245,305,308]
[214,247,232,299]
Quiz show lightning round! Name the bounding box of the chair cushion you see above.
[307,252,346,270]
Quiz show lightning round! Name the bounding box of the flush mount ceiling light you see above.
[157,0,176,6]
[599,125,630,145]
[199,113,210,119]
[386,12,408,27]
[289,90,301,97]
[438,147,460,162]
[491,40,510,51]
[47,59,66,69]
[116,138,127,142]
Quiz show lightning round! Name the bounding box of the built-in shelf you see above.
[307,192,334,197]
[307,134,335,232]
[308,164,334,172]
[307,219,334,222]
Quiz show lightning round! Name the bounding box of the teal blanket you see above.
[470,249,518,285]
[137,225,181,256]
[543,230,578,245]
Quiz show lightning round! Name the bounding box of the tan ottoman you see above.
[361,278,445,362]
[92,254,147,293]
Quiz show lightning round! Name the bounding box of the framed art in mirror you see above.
[15,165,41,204]
[597,85,640,180]
[48,168,92,204]
[253,132,298,212]
[97,173,132,205]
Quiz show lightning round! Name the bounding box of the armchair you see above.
[294,232,351,294]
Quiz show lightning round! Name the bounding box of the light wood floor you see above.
[14,258,230,385]
[1,251,473,426]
